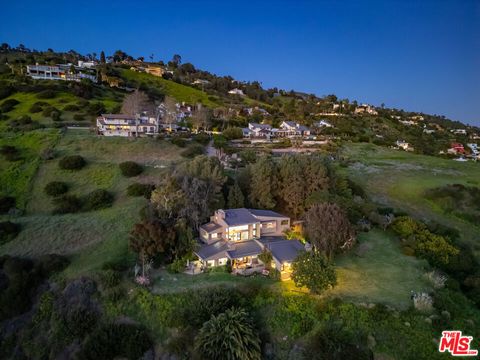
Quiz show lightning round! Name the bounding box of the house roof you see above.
[248,209,288,218]
[250,123,271,130]
[195,241,229,261]
[101,114,136,120]
[200,222,223,234]
[223,208,259,226]
[264,239,304,264]
[226,240,263,259]
[283,121,296,127]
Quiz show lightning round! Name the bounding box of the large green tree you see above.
[304,203,355,258]
[248,155,277,209]
[291,251,337,294]
[228,181,245,208]
[195,307,261,360]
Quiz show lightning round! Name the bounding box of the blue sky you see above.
[1,0,479,124]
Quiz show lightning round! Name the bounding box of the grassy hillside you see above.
[0,129,184,276]
[341,142,480,258]
[0,129,61,209]
[120,69,222,107]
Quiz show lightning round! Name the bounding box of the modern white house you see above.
[26,63,97,82]
[355,104,378,115]
[195,208,305,278]
[96,114,159,137]
[396,140,414,151]
[228,88,245,96]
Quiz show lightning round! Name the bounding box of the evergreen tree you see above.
[228,181,245,208]
[100,50,106,64]
[248,155,277,209]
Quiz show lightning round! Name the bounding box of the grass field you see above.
[341,143,480,258]
[1,90,121,127]
[0,129,184,276]
[327,229,430,308]
[0,129,61,210]
[120,69,221,107]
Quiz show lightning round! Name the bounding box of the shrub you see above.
[83,189,114,211]
[0,196,15,214]
[0,145,22,161]
[86,102,106,115]
[36,254,70,276]
[168,257,187,273]
[29,102,46,113]
[99,269,121,289]
[44,181,68,197]
[119,161,143,177]
[42,106,57,117]
[171,136,187,147]
[0,221,21,245]
[127,183,154,198]
[52,195,82,214]
[63,104,80,112]
[73,113,85,121]
[193,132,210,145]
[181,143,204,158]
[80,322,152,360]
[174,287,242,329]
[37,89,56,99]
[50,110,62,121]
[0,85,13,100]
[59,155,86,170]
[195,308,261,360]
[0,99,19,113]
[222,127,243,140]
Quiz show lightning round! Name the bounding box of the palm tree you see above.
[195,307,261,360]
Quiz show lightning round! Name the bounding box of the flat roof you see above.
[223,208,258,226]
[227,240,263,259]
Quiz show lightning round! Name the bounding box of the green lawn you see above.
[0,129,61,210]
[120,69,221,107]
[341,143,480,257]
[152,269,275,294]
[327,229,430,308]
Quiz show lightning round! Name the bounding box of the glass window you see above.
[281,220,289,225]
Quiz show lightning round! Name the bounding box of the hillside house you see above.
[447,143,465,155]
[195,208,305,279]
[451,129,467,135]
[228,88,245,96]
[396,140,414,151]
[467,143,479,157]
[145,66,165,77]
[277,121,311,137]
[96,114,159,137]
[245,123,272,138]
[26,63,97,82]
[313,120,333,128]
[355,104,378,115]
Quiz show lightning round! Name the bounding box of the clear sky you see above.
[1,0,479,124]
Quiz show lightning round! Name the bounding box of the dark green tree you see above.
[227,181,245,208]
[195,308,261,360]
[291,251,337,294]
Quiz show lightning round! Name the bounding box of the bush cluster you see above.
[0,196,15,214]
[0,221,21,245]
[119,161,143,177]
[59,155,86,170]
[37,89,56,99]
[83,189,114,211]
[0,145,22,161]
[0,99,19,113]
[181,143,204,158]
[127,183,155,198]
[44,181,69,197]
